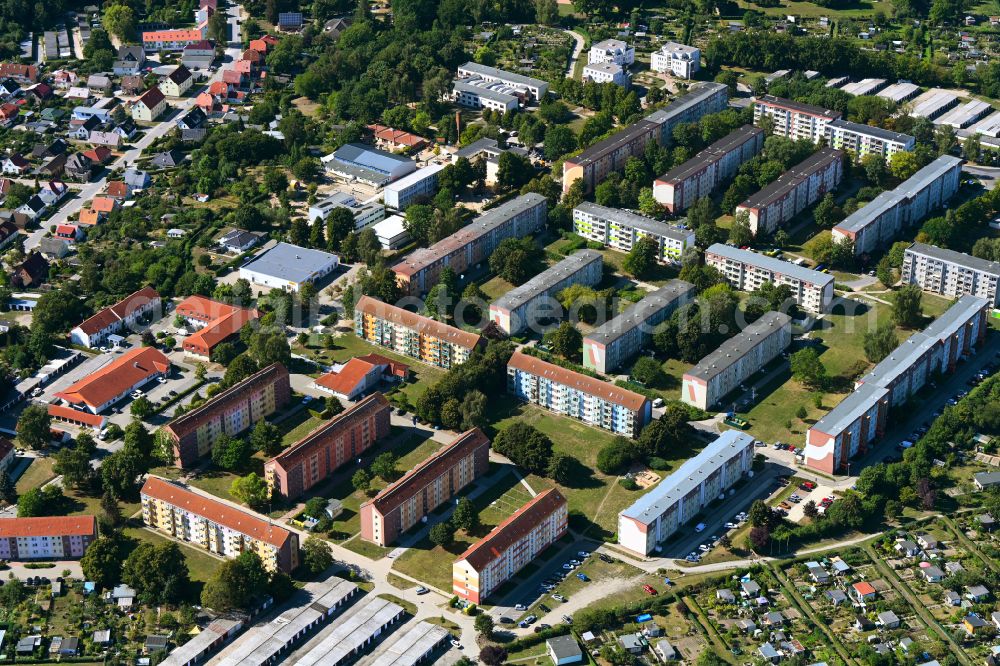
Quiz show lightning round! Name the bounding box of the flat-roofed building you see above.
[681,312,792,410]
[354,296,483,368]
[935,100,993,129]
[583,281,695,374]
[909,90,958,119]
[453,489,568,604]
[69,287,161,348]
[582,62,629,87]
[321,143,416,187]
[160,617,244,666]
[562,82,728,193]
[653,125,765,212]
[161,363,291,468]
[618,431,754,555]
[736,148,844,235]
[753,95,841,143]
[0,516,96,560]
[54,346,170,414]
[650,42,700,79]
[704,244,835,313]
[307,191,385,229]
[572,202,694,262]
[264,394,392,500]
[507,350,651,437]
[969,110,1000,137]
[840,78,887,96]
[240,242,339,293]
[392,193,546,295]
[455,62,548,100]
[293,597,405,666]
[805,296,988,473]
[902,243,1000,305]
[367,621,450,666]
[825,119,915,163]
[588,39,634,66]
[451,78,520,113]
[382,163,445,210]
[489,250,603,336]
[141,476,299,572]
[833,155,963,255]
[360,429,491,546]
[878,82,921,103]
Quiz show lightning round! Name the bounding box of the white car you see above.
[157,376,168,384]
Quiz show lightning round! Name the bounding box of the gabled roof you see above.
[167,64,193,84]
[355,295,481,350]
[73,287,160,336]
[55,346,169,409]
[0,515,96,538]
[136,86,165,109]
[456,488,566,571]
[508,350,649,411]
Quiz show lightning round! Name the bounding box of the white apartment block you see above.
[902,242,1000,306]
[583,62,629,87]
[753,95,842,143]
[650,42,701,79]
[455,62,548,100]
[825,119,915,163]
[383,163,445,210]
[681,312,792,410]
[833,155,963,256]
[653,125,764,213]
[451,79,519,113]
[618,431,754,555]
[588,39,635,67]
[572,202,694,263]
[704,244,835,313]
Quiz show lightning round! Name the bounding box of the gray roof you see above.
[706,243,834,287]
[584,280,695,346]
[877,610,899,624]
[754,95,842,120]
[294,597,404,666]
[975,471,1000,486]
[572,119,660,166]
[906,242,1000,278]
[574,201,691,242]
[684,311,791,382]
[454,137,498,159]
[645,82,728,125]
[658,125,763,184]
[741,148,843,210]
[241,242,338,284]
[333,143,413,174]
[452,79,519,105]
[367,621,449,666]
[493,250,603,312]
[456,62,546,90]
[621,430,753,524]
[827,118,914,144]
[840,78,887,96]
[546,635,582,661]
[877,82,920,102]
[811,378,888,436]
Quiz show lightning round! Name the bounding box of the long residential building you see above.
[176,295,259,360]
[583,280,695,374]
[681,311,792,411]
[653,125,765,212]
[360,428,491,546]
[69,287,162,348]
[0,516,97,560]
[704,244,835,313]
[453,488,568,604]
[455,62,549,100]
[264,393,392,500]
[753,95,842,143]
[54,346,171,414]
[824,119,915,163]
[354,295,483,368]
[804,295,988,473]
[902,242,1000,306]
[392,193,547,295]
[735,148,844,236]
[507,350,651,437]
[572,202,695,262]
[832,155,963,256]
[161,363,291,468]
[489,250,603,336]
[141,476,300,572]
[618,431,754,555]
[562,82,728,193]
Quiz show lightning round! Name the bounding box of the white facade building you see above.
[704,244,835,313]
[239,242,339,293]
[382,163,445,210]
[588,39,635,67]
[582,62,629,87]
[572,202,694,263]
[902,242,1000,306]
[650,42,701,79]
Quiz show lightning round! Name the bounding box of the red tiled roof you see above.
[105,181,128,198]
[207,81,228,95]
[367,124,427,148]
[55,346,169,410]
[457,488,566,571]
[90,195,118,213]
[184,40,214,51]
[0,63,37,81]
[143,29,204,42]
[47,404,104,428]
[355,295,482,350]
[82,147,112,164]
[141,476,294,548]
[241,48,262,62]
[73,287,160,336]
[0,515,96,538]
[176,296,258,354]
[314,358,378,396]
[853,582,876,596]
[78,208,102,226]
[55,224,78,237]
[355,353,409,377]
[508,351,649,411]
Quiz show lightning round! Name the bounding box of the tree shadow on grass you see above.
[558,456,601,490]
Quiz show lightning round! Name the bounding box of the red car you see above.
[801,481,817,490]
[642,584,658,596]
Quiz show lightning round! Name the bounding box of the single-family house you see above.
[895,540,919,557]
[218,228,260,253]
[26,82,52,101]
[70,116,103,141]
[82,146,113,165]
[52,69,78,88]
[876,611,900,629]
[176,107,206,130]
[55,224,83,241]
[916,535,938,550]
[89,131,122,148]
[0,78,19,97]
[105,181,129,199]
[65,153,95,182]
[38,154,67,178]
[132,87,167,122]
[922,565,945,583]
[150,149,183,169]
[38,181,68,206]
[851,581,877,602]
[16,195,46,220]
[87,74,112,95]
[0,103,19,126]
[120,75,145,96]
[113,45,146,75]
[124,168,151,190]
[2,154,28,174]
[38,237,70,260]
[967,585,990,602]
[11,253,49,288]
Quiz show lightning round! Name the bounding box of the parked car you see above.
[415,586,429,595]
[552,594,566,602]
[643,584,658,596]
[576,573,590,582]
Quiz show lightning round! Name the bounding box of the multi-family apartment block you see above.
[833,155,963,256]
[382,163,445,211]
[736,148,844,236]
[69,287,161,348]
[805,296,988,473]
[582,62,629,87]
[264,393,392,500]
[507,350,651,437]
[753,95,842,143]
[825,119,915,163]
[572,202,695,262]
[562,82,728,193]
[704,244,835,313]
[618,431,754,555]
[142,27,207,52]
[588,39,635,66]
[161,363,291,468]
[141,476,299,572]
[354,295,483,369]
[392,193,547,295]
[653,125,765,212]
[902,242,1000,306]
[583,281,696,374]
[453,489,568,604]
[650,42,701,79]
[0,516,97,560]
[360,429,491,546]
[681,311,792,410]
[489,250,604,336]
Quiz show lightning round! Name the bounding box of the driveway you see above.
[563,29,585,79]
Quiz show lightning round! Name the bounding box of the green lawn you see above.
[733,0,893,19]
[15,456,55,494]
[279,410,326,446]
[342,535,393,560]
